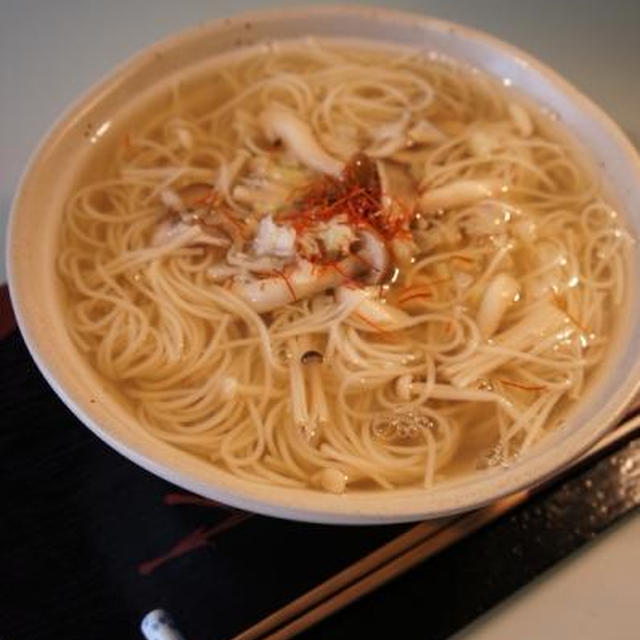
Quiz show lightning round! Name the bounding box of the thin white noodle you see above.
[57,39,627,492]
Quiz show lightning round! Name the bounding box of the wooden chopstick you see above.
[259,493,527,640]
[233,516,457,640]
[232,414,640,640]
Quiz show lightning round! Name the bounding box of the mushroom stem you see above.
[230,227,390,314]
[397,378,521,420]
[259,107,343,176]
[419,179,504,213]
[336,286,411,331]
[230,255,366,314]
[476,272,520,338]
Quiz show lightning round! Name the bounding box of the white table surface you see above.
[2,1,639,638]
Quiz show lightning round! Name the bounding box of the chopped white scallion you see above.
[252,215,296,259]
[151,219,193,247]
[159,188,185,213]
[313,217,357,258]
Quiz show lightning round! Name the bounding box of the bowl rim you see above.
[7,4,640,524]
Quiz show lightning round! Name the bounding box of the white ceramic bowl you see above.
[8,6,640,524]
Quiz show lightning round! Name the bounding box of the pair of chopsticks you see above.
[233,414,640,640]
[234,497,524,640]
[141,413,640,640]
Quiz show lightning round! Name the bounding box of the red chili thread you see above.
[451,254,475,264]
[553,293,588,334]
[353,311,387,333]
[281,154,414,264]
[499,379,547,392]
[271,268,297,303]
[397,291,433,305]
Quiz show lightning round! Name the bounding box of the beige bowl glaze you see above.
[7,6,640,524]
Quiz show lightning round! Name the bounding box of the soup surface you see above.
[58,39,631,493]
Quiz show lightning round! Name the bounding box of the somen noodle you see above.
[58,39,632,493]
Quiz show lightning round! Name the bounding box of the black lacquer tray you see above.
[1,286,639,640]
